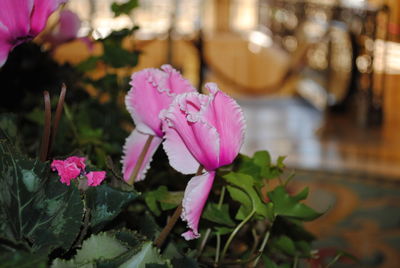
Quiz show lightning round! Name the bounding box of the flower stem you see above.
[220,209,256,262]
[40,91,51,162]
[214,186,226,264]
[154,165,203,248]
[251,221,274,267]
[127,135,154,185]
[48,84,67,158]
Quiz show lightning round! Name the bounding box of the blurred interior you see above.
[54,0,400,178]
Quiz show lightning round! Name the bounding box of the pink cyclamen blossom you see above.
[43,9,81,47]
[86,171,106,187]
[121,65,196,183]
[51,156,86,185]
[0,0,67,67]
[160,83,246,240]
[51,156,106,187]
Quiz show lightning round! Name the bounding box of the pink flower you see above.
[43,9,81,47]
[160,83,246,240]
[121,65,196,183]
[0,0,67,67]
[51,156,86,186]
[86,171,106,187]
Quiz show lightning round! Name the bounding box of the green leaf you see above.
[226,186,251,220]
[0,250,47,268]
[144,186,182,216]
[261,255,279,268]
[253,151,271,167]
[76,56,100,72]
[171,256,199,268]
[52,232,130,268]
[0,114,18,143]
[293,187,309,202]
[86,184,139,232]
[276,156,286,169]
[0,141,83,252]
[111,0,139,16]
[102,40,139,68]
[75,233,128,263]
[268,186,322,221]
[119,241,170,268]
[295,240,312,256]
[274,235,296,256]
[202,203,235,227]
[223,172,268,218]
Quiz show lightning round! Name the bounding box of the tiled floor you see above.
[238,96,400,179]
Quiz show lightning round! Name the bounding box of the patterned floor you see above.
[291,169,400,268]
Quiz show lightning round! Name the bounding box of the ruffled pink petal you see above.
[0,0,33,40]
[126,68,171,137]
[202,83,246,167]
[161,93,220,171]
[86,171,106,187]
[30,0,67,36]
[161,122,200,175]
[65,156,86,170]
[51,159,81,186]
[160,64,196,94]
[121,129,162,182]
[181,171,215,240]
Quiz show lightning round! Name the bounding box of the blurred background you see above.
[37,0,400,266]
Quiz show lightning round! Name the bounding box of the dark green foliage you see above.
[0,141,83,252]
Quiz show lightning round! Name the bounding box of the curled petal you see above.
[86,171,106,187]
[203,83,246,166]
[181,171,215,240]
[161,93,220,171]
[161,121,200,175]
[65,156,86,170]
[121,129,162,182]
[160,64,196,95]
[30,0,67,36]
[126,68,170,136]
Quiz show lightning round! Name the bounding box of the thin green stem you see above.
[39,91,51,162]
[251,221,274,267]
[213,186,226,264]
[220,209,256,262]
[326,252,343,268]
[293,255,298,268]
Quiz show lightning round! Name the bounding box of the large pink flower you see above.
[0,0,67,67]
[160,83,246,240]
[121,65,196,183]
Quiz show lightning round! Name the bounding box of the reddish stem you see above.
[127,135,154,185]
[40,91,52,162]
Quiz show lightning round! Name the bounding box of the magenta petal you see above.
[121,129,162,182]
[30,0,66,36]
[161,93,220,171]
[162,124,199,175]
[203,83,246,166]
[181,171,215,240]
[51,159,81,186]
[126,68,171,137]
[86,171,106,187]
[0,0,33,39]
[45,9,81,46]
[66,156,86,170]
